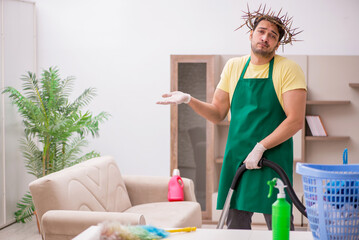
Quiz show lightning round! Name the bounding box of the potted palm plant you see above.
[3,67,110,223]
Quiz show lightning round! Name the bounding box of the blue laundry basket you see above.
[296,163,359,240]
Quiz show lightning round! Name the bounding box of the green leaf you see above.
[14,192,34,223]
[20,137,43,178]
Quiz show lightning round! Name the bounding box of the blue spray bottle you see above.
[267,178,290,240]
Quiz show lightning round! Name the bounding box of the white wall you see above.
[0,0,36,226]
[33,0,359,176]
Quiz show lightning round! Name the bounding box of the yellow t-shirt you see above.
[217,55,307,110]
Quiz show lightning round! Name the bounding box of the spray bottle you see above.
[168,169,184,201]
[267,178,290,240]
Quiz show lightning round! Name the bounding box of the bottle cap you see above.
[275,178,287,199]
[172,169,180,176]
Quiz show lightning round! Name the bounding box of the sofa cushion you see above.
[68,156,132,212]
[124,201,202,228]
[42,210,145,240]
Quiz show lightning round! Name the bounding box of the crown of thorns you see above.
[235,4,302,45]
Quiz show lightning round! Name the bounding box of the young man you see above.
[157,7,306,230]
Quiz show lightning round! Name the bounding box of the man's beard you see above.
[251,42,276,59]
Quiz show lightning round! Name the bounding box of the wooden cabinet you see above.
[170,54,305,222]
[170,55,359,222]
[302,56,359,166]
[301,100,351,162]
[170,55,219,220]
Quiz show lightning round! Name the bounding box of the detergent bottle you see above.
[168,169,184,201]
[267,178,290,240]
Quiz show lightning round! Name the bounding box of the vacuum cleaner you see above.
[216,157,307,229]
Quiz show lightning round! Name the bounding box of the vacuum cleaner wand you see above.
[216,158,307,229]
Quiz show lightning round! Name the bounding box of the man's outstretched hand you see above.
[157,91,191,105]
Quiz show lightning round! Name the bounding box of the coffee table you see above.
[73,226,313,240]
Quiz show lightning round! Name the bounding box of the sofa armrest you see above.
[123,175,197,206]
[41,210,145,240]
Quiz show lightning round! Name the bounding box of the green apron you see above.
[216,56,293,214]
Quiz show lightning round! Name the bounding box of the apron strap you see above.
[239,57,251,80]
[268,57,274,79]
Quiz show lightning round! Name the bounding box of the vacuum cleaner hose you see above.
[217,157,306,229]
[259,158,307,217]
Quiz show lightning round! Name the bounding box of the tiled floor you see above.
[0,220,42,240]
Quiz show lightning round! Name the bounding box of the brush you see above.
[99,222,196,240]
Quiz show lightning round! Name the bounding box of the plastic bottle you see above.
[168,169,184,201]
[267,178,290,240]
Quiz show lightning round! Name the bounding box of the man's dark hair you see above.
[253,16,285,43]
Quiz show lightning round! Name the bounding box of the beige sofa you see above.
[29,156,202,240]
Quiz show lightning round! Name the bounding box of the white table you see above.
[168,228,313,240]
[73,226,314,240]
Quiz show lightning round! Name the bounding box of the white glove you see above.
[157,91,191,105]
[243,143,267,169]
